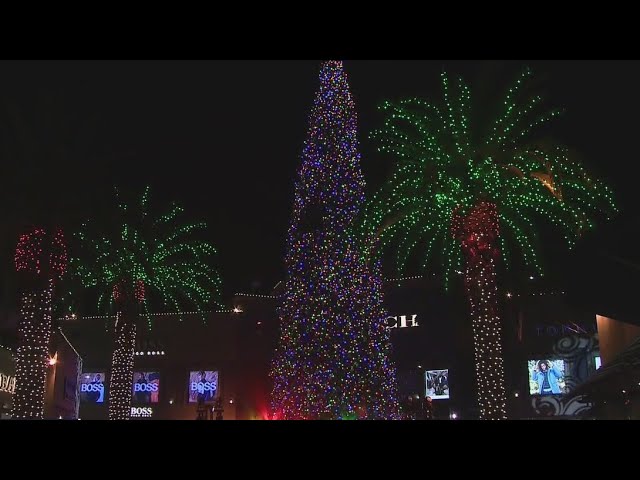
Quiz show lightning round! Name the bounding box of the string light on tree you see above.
[12,227,67,419]
[364,68,617,420]
[452,202,507,419]
[72,187,222,420]
[270,61,401,420]
[108,292,137,420]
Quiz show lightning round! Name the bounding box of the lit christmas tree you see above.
[73,187,222,420]
[12,227,67,419]
[365,69,617,419]
[270,61,400,420]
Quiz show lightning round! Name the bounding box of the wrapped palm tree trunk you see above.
[12,279,54,419]
[12,228,66,419]
[454,202,508,420]
[108,281,142,420]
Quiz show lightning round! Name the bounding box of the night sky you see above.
[1,60,638,309]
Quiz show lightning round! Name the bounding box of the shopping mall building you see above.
[53,273,601,420]
[4,216,639,421]
[0,326,82,420]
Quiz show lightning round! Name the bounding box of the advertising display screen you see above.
[79,372,105,403]
[188,370,219,403]
[132,372,160,403]
[425,369,449,400]
[528,359,567,395]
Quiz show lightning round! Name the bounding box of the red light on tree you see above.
[12,226,67,419]
[15,227,67,279]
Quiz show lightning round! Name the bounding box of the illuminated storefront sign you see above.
[387,314,419,329]
[132,372,160,403]
[80,373,106,403]
[131,407,153,418]
[134,383,159,392]
[534,322,595,337]
[0,372,16,394]
[188,371,219,403]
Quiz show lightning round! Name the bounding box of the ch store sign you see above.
[387,314,419,329]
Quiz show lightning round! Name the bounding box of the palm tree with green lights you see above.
[73,187,222,420]
[363,68,617,420]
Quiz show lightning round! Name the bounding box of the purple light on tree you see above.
[270,61,400,420]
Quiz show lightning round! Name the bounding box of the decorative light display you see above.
[452,202,506,418]
[233,293,280,299]
[15,227,67,277]
[385,275,425,282]
[50,229,68,278]
[72,187,222,420]
[15,228,45,274]
[66,308,233,321]
[109,311,136,420]
[270,61,401,420]
[365,69,617,419]
[12,227,68,419]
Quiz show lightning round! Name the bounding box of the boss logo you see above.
[191,381,217,393]
[131,407,153,417]
[80,383,104,392]
[134,383,159,392]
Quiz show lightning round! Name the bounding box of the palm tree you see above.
[364,69,617,419]
[12,227,67,419]
[72,187,222,420]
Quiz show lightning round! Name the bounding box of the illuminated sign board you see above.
[131,407,153,418]
[132,372,160,403]
[79,373,105,403]
[0,372,16,394]
[528,359,567,395]
[387,314,419,329]
[425,369,450,400]
[534,323,596,337]
[188,371,219,403]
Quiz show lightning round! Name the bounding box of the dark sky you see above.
[1,60,638,305]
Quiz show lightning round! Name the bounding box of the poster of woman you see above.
[425,369,449,400]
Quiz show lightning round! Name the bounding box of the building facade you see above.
[503,290,600,418]
[0,328,81,420]
[62,294,278,421]
[60,276,603,420]
[0,344,15,419]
